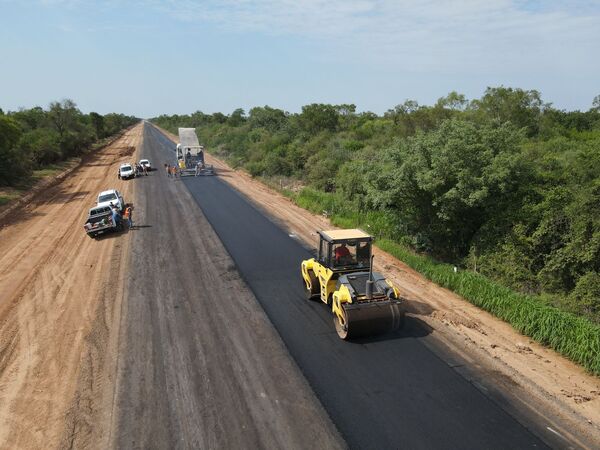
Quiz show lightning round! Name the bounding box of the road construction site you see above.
[0,121,599,449]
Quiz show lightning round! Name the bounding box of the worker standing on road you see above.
[123,204,134,228]
[110,203,122,228]
[195,161,202,177]
[164,163,170,177]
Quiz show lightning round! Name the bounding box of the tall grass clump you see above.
[377,239,600,376]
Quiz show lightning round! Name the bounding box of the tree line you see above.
[0,99,138,186]
[151,87,600,323]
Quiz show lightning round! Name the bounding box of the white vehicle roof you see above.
[120,163,133,169]
[98,189,118,196]
[178,128,201,149]
[140,159,150,163]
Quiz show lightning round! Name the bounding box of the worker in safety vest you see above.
[123,205,133,228]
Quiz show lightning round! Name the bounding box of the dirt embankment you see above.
[156,124,600,447]
[0,124,143,449]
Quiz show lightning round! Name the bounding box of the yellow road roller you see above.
[301,229,404,339]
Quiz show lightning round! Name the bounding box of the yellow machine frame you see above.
[301,229,402,338]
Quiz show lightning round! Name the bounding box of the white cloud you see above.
[144,0,600,72]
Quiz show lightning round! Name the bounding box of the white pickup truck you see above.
[97,189,124,211]
[83,205,123,238]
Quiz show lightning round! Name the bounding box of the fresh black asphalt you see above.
[147,125,549,450]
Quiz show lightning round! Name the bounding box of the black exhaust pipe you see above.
[366,255,374,300]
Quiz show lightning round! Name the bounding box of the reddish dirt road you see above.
[0,125,142,449]
[156,125,600,447]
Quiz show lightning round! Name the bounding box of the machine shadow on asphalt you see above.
[347,315,433,345]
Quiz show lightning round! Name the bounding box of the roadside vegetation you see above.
[0,99,138,196]
[152,87,600,374]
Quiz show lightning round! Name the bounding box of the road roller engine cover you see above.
[301,229,405,339]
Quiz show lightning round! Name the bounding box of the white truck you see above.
[83,205,123,238]
[176,128,214,176]
[97,189,125,211]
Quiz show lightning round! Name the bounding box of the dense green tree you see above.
[471,87,547,136]
[18,128,62,165]
[1,101,137,185]
[0,115,28,185]
[228,108,246,127]
[48,99,80,140]
[11,106,46,131]
[249,106,288,132]
[299,104,339,133]
[89,111,105,138]
[368,119,527,257]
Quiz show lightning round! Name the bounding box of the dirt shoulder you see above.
[156,124,600,447]
[0,124,143,449]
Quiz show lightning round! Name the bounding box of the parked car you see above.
[119,163,135,180]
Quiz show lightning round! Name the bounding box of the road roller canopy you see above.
[317,229,372,271]
[318,229,372,243]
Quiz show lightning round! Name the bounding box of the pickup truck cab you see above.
[119,163,135,180]
[97,189,124,211]
[139,159,151,170]
[83,205,122,238]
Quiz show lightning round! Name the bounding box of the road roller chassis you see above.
[301,229,405,340]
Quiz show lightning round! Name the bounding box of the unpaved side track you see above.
[110,123,344,449]
[0,125,143,449]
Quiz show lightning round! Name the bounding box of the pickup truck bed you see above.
[84,206,122,238]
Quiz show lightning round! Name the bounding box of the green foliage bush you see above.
[0,99,138,186]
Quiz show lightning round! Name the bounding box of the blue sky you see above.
[1,0,599,117]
